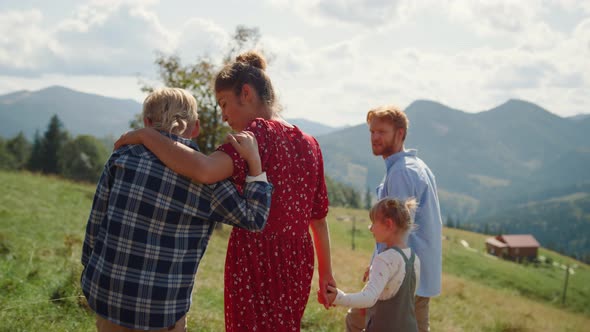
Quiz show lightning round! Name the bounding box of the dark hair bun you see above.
[236,51,267,71]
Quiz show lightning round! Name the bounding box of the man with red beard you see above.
[346,105,442,332]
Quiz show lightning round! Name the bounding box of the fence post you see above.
[351,216,356,250]
[562,264,570,305]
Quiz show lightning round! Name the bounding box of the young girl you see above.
[327,198,421,332]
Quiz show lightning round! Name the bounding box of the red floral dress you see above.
[218,118,329,332]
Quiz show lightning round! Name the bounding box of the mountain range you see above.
[1,86,589,259]
[314,99,590,260]
[0,86,140,139]
[0,86,342,139]
[316,99,590,213]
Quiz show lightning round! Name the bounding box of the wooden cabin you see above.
[485,234,540,262]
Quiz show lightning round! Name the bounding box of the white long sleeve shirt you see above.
[333,248,421,308]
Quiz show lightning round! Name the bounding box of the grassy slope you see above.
[0,171,589,331]
[0,171,95,332]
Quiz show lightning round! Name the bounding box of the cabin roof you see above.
[497,234,540,248]
[486,237,508,248]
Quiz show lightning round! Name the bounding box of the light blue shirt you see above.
[375,149,442,297]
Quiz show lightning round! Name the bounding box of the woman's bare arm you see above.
[114,128,233,184]
[310,217,335,309]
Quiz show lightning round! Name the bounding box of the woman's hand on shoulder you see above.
[226,131,262,176]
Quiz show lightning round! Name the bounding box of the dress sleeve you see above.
[217,119,269,185]
[310,137,329,219]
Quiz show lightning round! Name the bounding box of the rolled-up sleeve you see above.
[209,179,273,231]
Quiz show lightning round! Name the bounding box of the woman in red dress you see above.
[114,51,334,331]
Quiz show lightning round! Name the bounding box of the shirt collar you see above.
[384,149,417,171]
[158,131,200,152]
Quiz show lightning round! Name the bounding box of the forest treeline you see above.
[0,114,367,209]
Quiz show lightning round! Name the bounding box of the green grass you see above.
[1,170,589,331]
[0,171,94,331]
[443,228,590,316]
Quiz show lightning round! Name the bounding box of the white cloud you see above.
[176,18,229,62]
[448,0,538,34]
[572,18,590,53]
[0,9,54,74]
[549,0,590,14]
[487,61,556,90]
[52,2,175,75]
[444,0,570,52]
[316,0,404,26]
[0,4,172,76]
[0,0,588,125]
[261,10,590,125]
[0,1,231,77]
[267,0,408,27]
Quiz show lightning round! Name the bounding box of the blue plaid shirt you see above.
[81,133,272,330]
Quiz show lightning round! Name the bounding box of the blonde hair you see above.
[142,88,198,135]
[369,198,418,234]
[366,105,409,140]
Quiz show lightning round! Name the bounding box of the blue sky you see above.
[0,0,589,126]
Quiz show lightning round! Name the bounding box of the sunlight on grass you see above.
[1,171,589,331]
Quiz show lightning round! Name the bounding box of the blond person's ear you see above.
[143,117,153,128]
[190,120,200,138]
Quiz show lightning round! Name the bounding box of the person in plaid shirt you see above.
[81,88,272,332]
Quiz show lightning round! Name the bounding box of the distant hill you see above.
[0,86,141,139]
[569,113,590,121]
[2,86,589,260]
[469,184,590,261]
[0,86,338,139]
[315,99,590,261]
[317,99,590,210]
[286,118,342,137]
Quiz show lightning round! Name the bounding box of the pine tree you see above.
[446,215,455,228]
[6,132,31,170]
[365,186,372,210]
[346,188,361,209]
[41,115,69,174]
[28,115,70,175]
[0,137,16,169]
[27,130,43,172]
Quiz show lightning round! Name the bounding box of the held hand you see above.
[316,289,334,309]
[317,275,337,309]
[114,128,146,150]
[326,285,338,306]
[316,289,325,307]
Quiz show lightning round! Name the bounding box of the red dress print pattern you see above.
[217,118,329,332]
